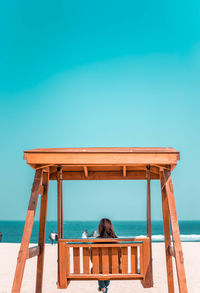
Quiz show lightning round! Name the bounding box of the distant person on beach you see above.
[97,218,117,293]
[82,229,88,238]
[49,231,58,245]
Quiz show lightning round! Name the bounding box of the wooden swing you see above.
[12,147,187,293]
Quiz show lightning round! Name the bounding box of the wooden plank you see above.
[111,247,119,274]
[59,237,146,242]
[141,238,152,288]
[50,171,159,180]
[36,170,49,293]
[28,246,40,259]
[67,273,143,280]
[92,248,99,274]
[58,241,67,289]
[65,243,142,248]
[121,247,128,274]
[83,248,90,274]
[163,169,187,293]
[25,152,179,166]
[140,246,144,275]
[73,248,80,274]
[12,169,42,293]
[160,170,175,293]
[131,247,137,274]
[102,248,109,274]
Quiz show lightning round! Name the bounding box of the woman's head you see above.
[98,218,117,238]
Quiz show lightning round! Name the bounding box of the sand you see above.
[1,242,200,293]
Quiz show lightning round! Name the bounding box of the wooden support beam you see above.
[163,169,187,293]
[83,165,88,177]
[50,171,159,180]
[36,170,49,293]
[57,167,63,239]
[12,169,42,293]
[160,169,175,293]
[57,167,63,288]
[123,166,126,177]
[28,246,41,259]
[144,167,153,287]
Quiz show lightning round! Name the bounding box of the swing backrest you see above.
[58,237,151,283]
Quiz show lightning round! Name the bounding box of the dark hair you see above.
[98,218,117,238]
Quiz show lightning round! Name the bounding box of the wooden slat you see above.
[111,247,119,274]
[141,238,151,288]
[160,170,175,293]
[59,237,146,242]
[66,247,70,275]
[36,170,49,293]
[131,247,137,273]
[121,247,128,274]
[102,248,109,274]
[73,248,80,274]
[140,246,144,275]
[65,243,142,248]
[58,242,67,288]
[163,169,187,293]
[67,273,143,280]
[83,248,90,274]
[12,169,42,293]
[92,248,99,274]
[28,246,40,259]
[50,171,159,180]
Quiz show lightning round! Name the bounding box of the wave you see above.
[120,234,200,242]
[152,234,200,242]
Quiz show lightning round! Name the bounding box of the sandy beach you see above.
[1,242,200,293]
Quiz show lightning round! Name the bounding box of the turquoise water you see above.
[0,221,199,243]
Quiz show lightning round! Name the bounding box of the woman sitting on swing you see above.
[96,218,118,293]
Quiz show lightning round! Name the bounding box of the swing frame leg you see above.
[160,169,174,293]
[12,168,49,293]
[36,170,49,293]
[12,169,43,292]
[161,169,187,293]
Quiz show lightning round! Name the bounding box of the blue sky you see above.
[0,1,200,221]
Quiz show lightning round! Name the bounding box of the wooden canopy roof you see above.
[24,147,180,180]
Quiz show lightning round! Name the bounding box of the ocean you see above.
[0,221,199,243]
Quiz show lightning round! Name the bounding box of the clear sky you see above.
[0,1,200,221]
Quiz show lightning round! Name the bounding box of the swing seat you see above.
[58,237,152,289]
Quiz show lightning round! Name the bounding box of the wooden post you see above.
[36,169,49,293]
[57,167,63,287]
[141,167,153,287]
[162,169,187,293]
[160,169,175,293]
[12,169,43,293]
[57,167,63,239]
[146,167,153,286]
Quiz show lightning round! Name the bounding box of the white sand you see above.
[1,242,200,293]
